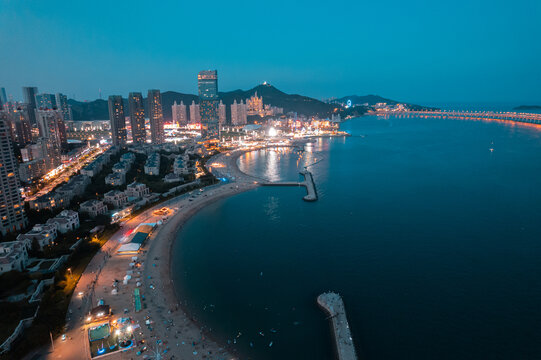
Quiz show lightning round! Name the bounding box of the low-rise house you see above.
[163,173,182,183]
[125,181,149,199]
[105,172,125,186]
[144,153,161,175]
[120,152,135,165]
[173,155,190,175]
[28,194,57,211]
[104,190,128,209]
[46,210,79,234]
[79,199,107,217]
[112,161,131,175]
[0,241,28,274]
[17,224,57,250]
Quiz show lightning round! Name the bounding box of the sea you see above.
[171,113,541,360]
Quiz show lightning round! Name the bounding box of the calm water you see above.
[171,115,541,360]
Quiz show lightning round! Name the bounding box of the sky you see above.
[1,0,540,105]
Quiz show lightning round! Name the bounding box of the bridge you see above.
[400,110,541,125]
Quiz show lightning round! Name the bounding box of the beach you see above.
[45,150,258,360]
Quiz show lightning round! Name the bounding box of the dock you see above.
[317,292,358,360]
[261,170,318,201]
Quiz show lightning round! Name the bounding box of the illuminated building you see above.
[148,89,164,144]
[189,100,200,124]
[0,88,7,107]
[231,99,247,125]
[35,93,56,110]
[108,95,127,146]
[246,91,264,116]
[172,101,188,126]
[128,92,146,144]
[22,86,38,125]
[55,93,73,121]
[0,114,28,235]
[36,109,67,170]
[218,100,226,124]
[8,108,32,146]
[198,70,219,134]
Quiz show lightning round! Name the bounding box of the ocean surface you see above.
[171,115,541,360]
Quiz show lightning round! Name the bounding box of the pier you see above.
[317,292,358,360]
[261,170,318,201]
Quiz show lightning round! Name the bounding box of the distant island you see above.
[68,84,435,121]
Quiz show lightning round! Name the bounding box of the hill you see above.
[67,84,431,121]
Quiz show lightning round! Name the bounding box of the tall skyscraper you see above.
[198,70,219,134]
[218,100,226,125]
[55,93,72,121]
[0,113,28,235]
[0,88,7,107]
[36,110,67,170]
[35,93,56,110]
[189,101,201,124]
[147,90,164,144]
[108,95,127,146]
[172,101,188,126]
[9,108,32,146]
[22,86,38,125]
[128,92,146,144]
[231,100,248,126]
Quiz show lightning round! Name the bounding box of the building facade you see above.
[198,70,219,134]
[108,95,127,146]
[218,100,226,125]
[128,92,146,144]
[231,99,248,125]
[55,93,73,121]
[0,116,28,235]
[189,101,200,124]
[148,89,164,144]
[35,93,56,110]
[22,86,38,125]
[172,101,188,126]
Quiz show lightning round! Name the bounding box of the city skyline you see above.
[1,0,540,104]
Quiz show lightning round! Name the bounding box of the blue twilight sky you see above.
[0,0,540,105]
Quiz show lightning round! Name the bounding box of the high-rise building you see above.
[128,92,146,144]
[147,90,164,144]
[231,100,248,126]
[35,93,56,110]
[36,110,67,170]
[0,113,28,235]
[22,86,38,125]
[108,95,127,146]
[55,93,72,121]
[8,108,32,146]
[218,100,226,125]
[246,92,265,117]
[172,101,188,126]
[0,88,7,107]
[198,70,219,133]
[189,101,200,124]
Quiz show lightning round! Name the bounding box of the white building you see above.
[112,161,131,175]
[0,241,28,274]
[104,190,128,209]
[46,210,79,234]
[79,199,108,217]
[125,182,149,199]
[105,173,125,186]
[231,99,248,126]
[120,152,135,165]
[173,154,190,175]
[218,100,226,124]
[189,101,200,124]
[0,115,28,235]
[144,153,161,175]
[17,224,57,250]
[172,101,188,126]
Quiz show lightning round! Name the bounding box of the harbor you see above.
[317,292,358,360]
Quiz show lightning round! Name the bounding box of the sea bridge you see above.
[401,110,541,125]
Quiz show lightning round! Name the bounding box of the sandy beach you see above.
[45,150,258,360]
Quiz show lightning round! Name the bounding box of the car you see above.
[61,334,67,341]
